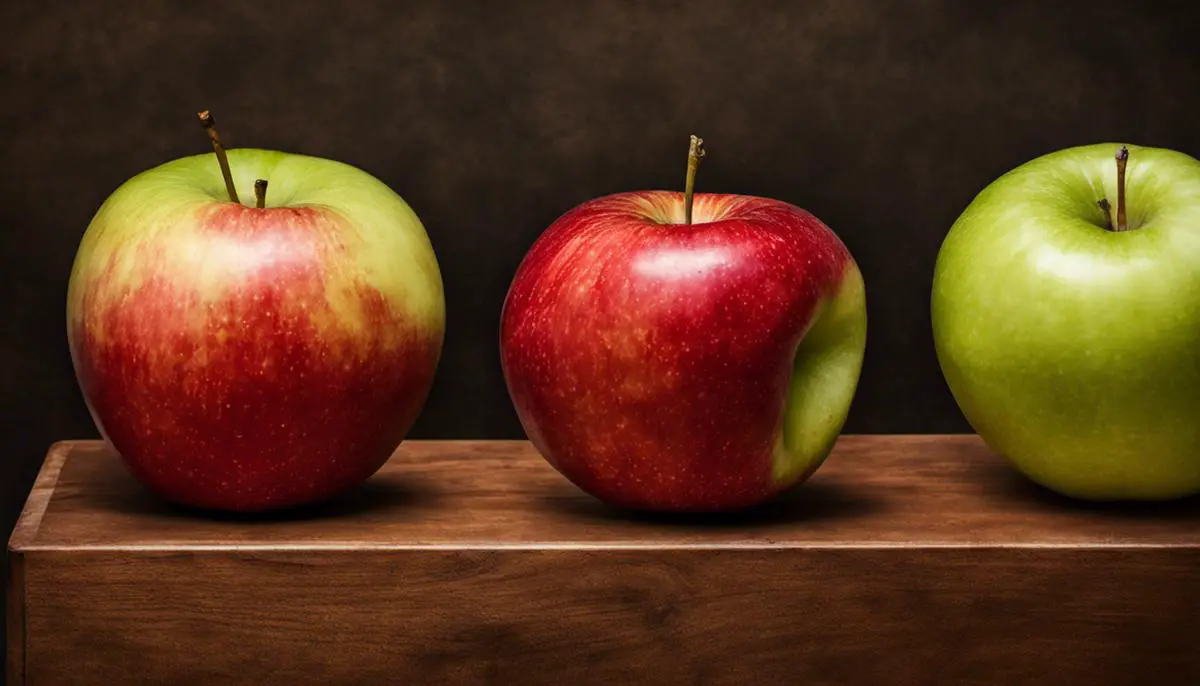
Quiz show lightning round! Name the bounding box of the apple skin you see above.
[932,143,1200,501]
[67,148,445,512]
[500,191,867,511]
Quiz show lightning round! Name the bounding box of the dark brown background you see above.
[2,1,1198,679]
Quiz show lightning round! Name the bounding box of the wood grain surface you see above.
[15,436,1200,550]
[8,437,1200,685]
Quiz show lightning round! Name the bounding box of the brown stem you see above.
[1097,198,1113,231]
[1115,145,1129,232]
[254,179,268,209]
[198,110,240,204]
[683,134,705,225]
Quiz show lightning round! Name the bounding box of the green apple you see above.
[932,143,1200,501]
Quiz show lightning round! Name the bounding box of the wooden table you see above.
[7,436,1199,685]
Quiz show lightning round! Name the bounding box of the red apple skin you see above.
[500,191,864,511]
[70,203,443,512]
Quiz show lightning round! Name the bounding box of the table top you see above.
[10,435,1199,552]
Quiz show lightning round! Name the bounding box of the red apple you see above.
[500,140,866,511]
[67,119,445,512]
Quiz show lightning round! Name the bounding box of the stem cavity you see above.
[254,179,268,209]
[683,134,705,225]
[1097,198,1113,231]
[198,110,240,204]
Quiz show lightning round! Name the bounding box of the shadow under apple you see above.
[537,479,887,530]
[95,472,439,523]
[977,456,1200,520]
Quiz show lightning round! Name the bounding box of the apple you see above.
[500,137,867,511]
[932,142,1200,501]
[67,113,445,512]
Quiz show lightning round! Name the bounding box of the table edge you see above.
[5,550,25,686]
[8,441,74,553]
[13,542,1200,554]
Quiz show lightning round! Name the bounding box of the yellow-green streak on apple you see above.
[67,149,445,345]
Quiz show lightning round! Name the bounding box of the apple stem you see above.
[1097,198,1113,231]
[683,134,705,225]
[254,179,268,209]
[198,110,240,204]
[1115,145,1129,232]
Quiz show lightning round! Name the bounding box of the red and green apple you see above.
[500,137,867,511]
[67,114,445,512]
[933,143,1200,501]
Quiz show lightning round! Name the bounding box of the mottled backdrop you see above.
[2,1,1198,675]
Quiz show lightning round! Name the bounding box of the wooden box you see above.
[7,436,1199,685]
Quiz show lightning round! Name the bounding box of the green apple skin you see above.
[932,143,1200,501]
